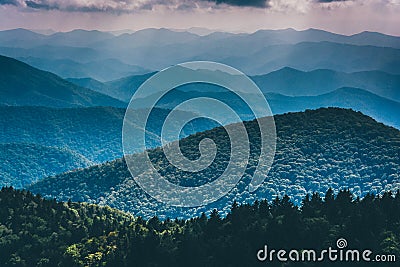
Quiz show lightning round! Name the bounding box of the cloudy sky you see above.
[0,0,399,35]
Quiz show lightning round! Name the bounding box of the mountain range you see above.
[0,105,218,188]
[1,27,400,266]
[1,28,400,80]
[1,28,400,206]
[28,108,400,219]
[2,53,398,129]
[69,76,400,129]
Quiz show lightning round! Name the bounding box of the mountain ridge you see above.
[2,28,400,79]
[73,67,400,103]
[0,55,126,107]
[28,108,400,219]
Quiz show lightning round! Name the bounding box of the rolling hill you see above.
[0,143,91,188]
[267,87,400,129]
[0,55,125,107]
[0,106,217,163]
[99,85,400,129]
[70,67,400,105]
[68,73,155,102]
[20,57,150,81]
[28,108,400,219]
[253,67,400,101]
[0,106,218,188]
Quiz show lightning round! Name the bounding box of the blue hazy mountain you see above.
[72,74,400,129]
[0,28,114,48]
[0,106,126,163]
[41,29,115,47]
[152,87,400,129]
[216,28,400,49]
[74,67,400,103]
[103,72,155,100]
[28,108,400,219]
[0,28,46,48]
[2,28,399,50]
[68,73,155,102]
[2,28,400,79]
[19,57,150,81]
[253,67,400,101]
[224,41,400,75]
[66,77,109,95]
[0,55,126,107]
[0,143,91,188]
[267,87,400,129]
[0,106,218,188]
[93,28,200,49]
[0,106,217,163]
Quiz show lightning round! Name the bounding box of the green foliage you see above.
[1,187,399,266]
[0,187,134,267]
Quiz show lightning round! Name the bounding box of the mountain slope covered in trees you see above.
[0,55,125,107]
[29,108,400,219]
[0,106,217,188]
[0,143,91,188]
[0,106,216,163]
[0,187,399,266]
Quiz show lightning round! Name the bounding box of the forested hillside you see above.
[0,106,217,188]
[0,187,399,266]
[0,143,91,188]
[0,55,125,108]
[29,108,400,219]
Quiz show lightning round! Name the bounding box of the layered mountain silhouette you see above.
[1,28,400,207]
[2,28,400,80]
[71,78,400,128]
[1,27,400,265]
[253,67,400,101]
[0,55,125,107]
[20,57,149,81]
[28,108,400,219]
[0,106,217,188]
[69,66,400,103]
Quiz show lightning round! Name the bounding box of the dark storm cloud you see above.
[317,0,348,2]
[0,0,272,12]
[25,0,52,10]
[1,0,139,13]
[0,0,19,5]
[204,0,269,8]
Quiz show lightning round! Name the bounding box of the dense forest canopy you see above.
[0,187,399,266]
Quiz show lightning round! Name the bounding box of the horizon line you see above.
[1,27,400,38]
